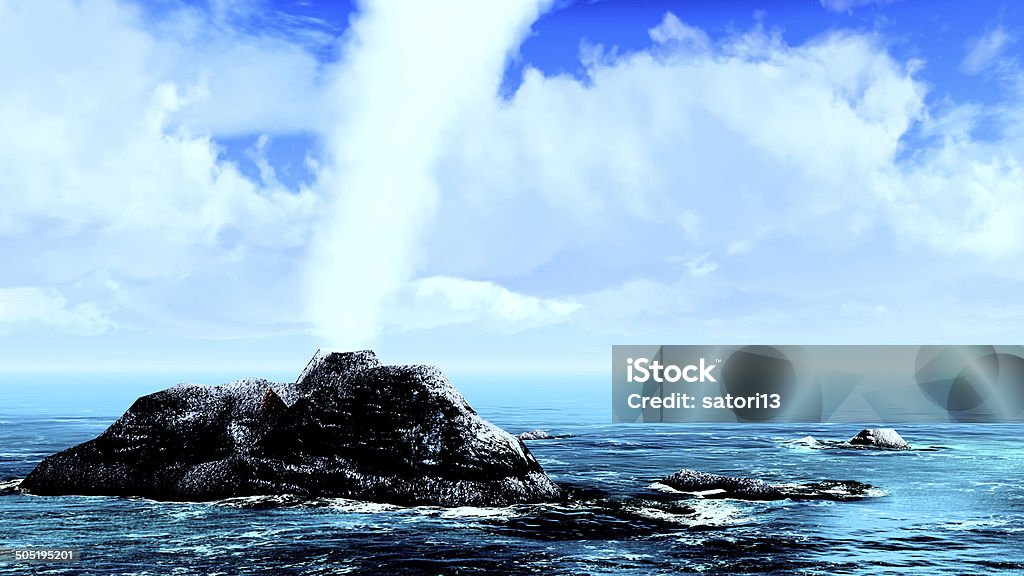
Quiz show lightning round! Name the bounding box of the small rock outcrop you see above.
[848,428,911,450]
[20,350,561,506]
[658,469,875,502]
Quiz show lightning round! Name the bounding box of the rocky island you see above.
[848,428,911,450]
[20,350,561,506]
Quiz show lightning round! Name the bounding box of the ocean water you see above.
[1,373,1023,575]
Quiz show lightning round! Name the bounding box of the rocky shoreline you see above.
[13,351,913,509]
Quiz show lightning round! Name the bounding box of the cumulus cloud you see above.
[4,1,1024,356]
[391,276,581,332]
[878,147,1024,257]
[648,12,710,51]
[0,0,322,337]
[431,16,925,277]
[420,11,1024,339]
[0,287,112,335]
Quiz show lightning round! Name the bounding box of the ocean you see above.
[1,373,1023,575]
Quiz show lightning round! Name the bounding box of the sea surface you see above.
[1,373,1023,575]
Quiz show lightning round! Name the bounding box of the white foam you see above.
[647,481,681,493]
[781,436,821,448]
[646,481,726,498]
[943,518,1012,531]
[687,500,755,527]
[322,498,403,514]
[436,505,515,519]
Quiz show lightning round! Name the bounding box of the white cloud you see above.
[431,16,926,280]
[676,210,702,240]
[162,34,331,136]
[819,0,899,13]
[961,26,1014,75]
[391,276,581,332]
[0,287,112,335]
[0,0,322,337]
[683,254,719,277]
[305,0,552,349]
[573,279,698,336]
[4,1,1024,357]
[648,12,710,52]
[418,11,1024,340]
[667,254,718,277]
[726,240,753,255]
[878,147,1024,257]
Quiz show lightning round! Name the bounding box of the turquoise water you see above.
[1,373,1023,575]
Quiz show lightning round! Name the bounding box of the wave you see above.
[0,478,22,495]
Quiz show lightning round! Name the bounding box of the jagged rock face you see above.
[659,469,875,502]
[848,428,911,450]
[20,351,561,506]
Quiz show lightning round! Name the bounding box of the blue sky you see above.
[1,0,1023,375]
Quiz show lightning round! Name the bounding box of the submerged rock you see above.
[660,469,779,499]
[515,429,571,441]
[848,428,911,450]
[658,469,876,502]
[20,350,560,506]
